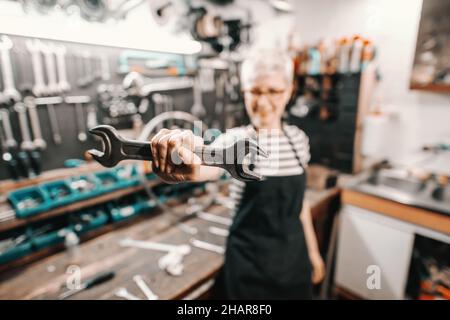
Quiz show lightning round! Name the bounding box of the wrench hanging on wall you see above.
[65,96,91,142]
[0,35,21,103]
[25,39,48,97]
[24,96,46,150]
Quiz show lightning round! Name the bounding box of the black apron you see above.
[213,126,312,300]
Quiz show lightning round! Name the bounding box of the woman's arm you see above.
[300,200,325,284]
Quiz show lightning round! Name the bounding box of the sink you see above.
[368,171,426,194]
[352,169,450,216]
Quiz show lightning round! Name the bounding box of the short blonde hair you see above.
[240,49,294,89]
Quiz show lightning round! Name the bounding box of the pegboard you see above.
[0,34,244,181]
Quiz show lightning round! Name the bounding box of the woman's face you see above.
[243,71,292,130]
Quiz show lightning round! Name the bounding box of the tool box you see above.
[8,165,151,218]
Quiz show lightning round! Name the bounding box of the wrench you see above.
[100,54,110,81]
[65,96,90,142]
[208,226,230,237]
[119,238,189,276]
[35,96,63,145]
[40,41,60,95]
[24,96,46,150]
[197,211,232,226]
[82,51,94,85]
[114,287,142,300]
[0,35,21,102]
[119,238,191,255]
[0,109,17,149]
[133,275,158,300]
[190,77,206,117]
[13,102,35,151]
[190,238,225,254]
[25,39,48,97]
[53,44,71,92]
[88,125,268,182]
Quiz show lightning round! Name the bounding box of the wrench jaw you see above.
[88,125,118,168]
[230,138,269,182]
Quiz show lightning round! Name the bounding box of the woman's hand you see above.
[150,129,203,183]
[310,251,326,284]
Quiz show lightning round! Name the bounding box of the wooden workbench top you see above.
[0,201,229,300]
[0,182,341,300]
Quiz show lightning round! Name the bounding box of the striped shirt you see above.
[212,124,310,211]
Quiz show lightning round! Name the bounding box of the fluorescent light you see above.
[0,3,202,55]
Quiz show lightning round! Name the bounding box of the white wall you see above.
[291,0,450,165]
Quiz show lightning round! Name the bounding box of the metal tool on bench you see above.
[59,271,115,300]
[133,275,159,300]
[119,238,190,276]
[88,125,268,182]
[190,238,225,254]
[115,287,141,300]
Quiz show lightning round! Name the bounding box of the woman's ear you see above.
[283,83,294,104]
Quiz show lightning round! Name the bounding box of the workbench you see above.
[0,166,341,300]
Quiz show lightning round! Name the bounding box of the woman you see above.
[150,50,325,299]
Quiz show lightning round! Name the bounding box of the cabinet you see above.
[335,205,414,299]
[335,204,450,299]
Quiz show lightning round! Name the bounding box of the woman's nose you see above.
[255,94,272,112]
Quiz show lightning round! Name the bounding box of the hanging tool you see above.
[65,96,91,142]
[0,110,20,180]
[53,43,71,92]
[24,96,46,150]
[88,125,267,182]
[25,39,48,97]
[35,96,63,145]
[58,271,115,300]
[190,77,206,117]
[0,35,21,102]
[39,41,60,95]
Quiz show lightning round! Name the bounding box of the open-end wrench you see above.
[65,96,90,142]
[88,125,268,182]
[53,44,71,92]
[0,35,21,102]
[114,287,142,300]
[0,113,19,180]
[14,102,35,151]
[0,109,17,149]
[119,238,189,276]
[190,77,206,117]
[25,39,48,97]
[35,96,63,145]
[133,275,159,300]
[24,96,46,150]
[119,238,191,256]
[82,51,94,86]
[40,41,60,95]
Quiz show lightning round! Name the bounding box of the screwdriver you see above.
[58,271,115,300]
